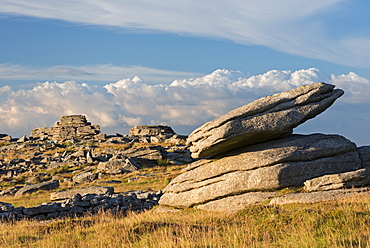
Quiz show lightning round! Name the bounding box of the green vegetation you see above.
[156,158,170,166]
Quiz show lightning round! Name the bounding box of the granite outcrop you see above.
[30,115,102,141]
[159,82,370,211]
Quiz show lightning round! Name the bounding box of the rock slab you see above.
[15,180,60,197]
[304,168,370,192]
[270,188,370,205]
[187,82,344,158]
[159,134,361,208]
[50,186,114,201]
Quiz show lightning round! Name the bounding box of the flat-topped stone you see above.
[129,125,176,137]
[57,115,89,125]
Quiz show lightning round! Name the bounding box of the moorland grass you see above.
[1,195,369,247]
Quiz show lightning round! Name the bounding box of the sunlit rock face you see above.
[187,82,344,159]
[159,82,370,211]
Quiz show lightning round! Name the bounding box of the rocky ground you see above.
[0,120,192,220]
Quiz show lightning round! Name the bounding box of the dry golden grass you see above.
[1,191,51,208]
[1,195,370,247]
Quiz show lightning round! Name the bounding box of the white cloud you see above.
[0,63,201,84]
[0,68,369,146]
[1,1,369,68]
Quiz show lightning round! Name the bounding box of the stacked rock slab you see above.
[159,134,362,208]
[30,115,101,140]
[129,125,175,137]
[159,82,370,210]
[187,82,344,158]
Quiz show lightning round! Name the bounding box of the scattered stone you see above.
[72,172,98,184]
[120,146,167,161]
[14,180,60,197]
[97,158,138,174]
[187,82,344,158]
[0,186,23,196]
[16,135,28,143]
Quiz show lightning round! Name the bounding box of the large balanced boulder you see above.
[187,82,344,158]
[159,134,361,208]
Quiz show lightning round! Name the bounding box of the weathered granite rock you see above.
[14,180,59,197]
[187,82,344,158]
[30,115,101,140]
[304,168,370,192]
[50,186,114,200]
[0,202,14,212]
[197,192,277,212]
[23,203,58,216]
[0,186,23,196]
[358,146,370,167]
[17,135,28,143]
[269,188,370,205]
[159,134,361,208]
[97,158,138,174]
[0,134,12,141]
[120,146,167,161]
[129,125,175,137]
[72,172,98,183]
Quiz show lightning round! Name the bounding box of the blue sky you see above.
[0,0,369,146]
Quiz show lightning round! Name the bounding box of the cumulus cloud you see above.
[1,1,369,68]
[0,68,369,146]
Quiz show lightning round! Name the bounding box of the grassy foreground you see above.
[1,194,369,247]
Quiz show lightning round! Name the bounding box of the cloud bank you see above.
[0,68,369,146]
[1,1,370,68]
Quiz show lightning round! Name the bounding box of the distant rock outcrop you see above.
[0,134,12,142]
[30,115,102,141]
[130,125,175,137]
[187,82,344,158]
